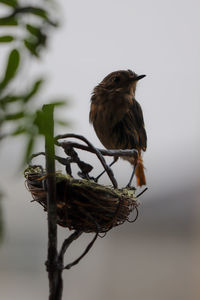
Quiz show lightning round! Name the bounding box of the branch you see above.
[58,231,82,266]
[30,152,75,176]
[136,187,148,198]
[64,232,98,270]
[59,141,138,158]
[43,105,60,300]
[55,133,118,188]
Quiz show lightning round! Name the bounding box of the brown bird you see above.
[89,69,147,187]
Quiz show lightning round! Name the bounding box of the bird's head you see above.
[97,69,146,96]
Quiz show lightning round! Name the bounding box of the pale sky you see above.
[43,0,200,194]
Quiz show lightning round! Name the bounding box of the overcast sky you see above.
[44,0,200,194]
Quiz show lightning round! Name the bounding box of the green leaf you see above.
[0,17,18,26]
[34,104,54,136]
[49,100,67,107]
[0,35,14,42]
[0,95,22,110]
[26,25,47,48]
[12,125,26,136]
[0,0,18,7]
[29,8,48,20]
[24,7,57,27]
[42,104,55,160]
[23,79,43,103]
[0,49,20,91]
[34,109,46,135]
[26,24,40,37]
[24,39,39,57]
[0,95,21,105]
[5,111,24,120]
[24,136,35,163]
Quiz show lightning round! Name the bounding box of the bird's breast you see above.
[90,95,132,149]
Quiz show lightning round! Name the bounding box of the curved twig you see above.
[59,141,138,158]
[55,133,118,188]
[127,206,139,223]
[58,231,83,265]
[136,187,148,198]
[64,232,98,270]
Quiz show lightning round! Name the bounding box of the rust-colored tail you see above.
[135,155,146,186]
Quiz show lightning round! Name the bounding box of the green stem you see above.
[43,105,62,300]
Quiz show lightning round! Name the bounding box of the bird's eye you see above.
[113,76,120,83]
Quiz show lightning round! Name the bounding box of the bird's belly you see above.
[93,114,129,150]
[93,118,137,165]
[93,119,115,149]
[92,99,139,151]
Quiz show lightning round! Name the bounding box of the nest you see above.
[25,166,138,233]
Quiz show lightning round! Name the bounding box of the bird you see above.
[89,69,147,187]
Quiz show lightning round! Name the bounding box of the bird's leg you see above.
[126,164,136,189]
[94,156,118,182]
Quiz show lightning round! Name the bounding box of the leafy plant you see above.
[0,0,68,240]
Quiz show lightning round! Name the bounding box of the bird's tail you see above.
[135,154,146,187]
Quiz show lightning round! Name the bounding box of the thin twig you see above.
[58,231,83,263]
[59,141,138,158]
[61,145,93,179]
[136,187,148,198]
[58,230,98,271]
[30,152,73,170]
[30,144,138,161]
[64,233,98,270]
[127,207,139,223]
[55,133,118,188]
[31,152,45,159]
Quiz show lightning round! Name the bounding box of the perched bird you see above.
[89,69,147,187]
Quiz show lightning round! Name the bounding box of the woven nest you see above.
[25,166,138,233]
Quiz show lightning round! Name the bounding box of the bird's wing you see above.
[132,99,147,150]
[124,99,147,151]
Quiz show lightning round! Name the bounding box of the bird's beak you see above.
[133,74,146,81]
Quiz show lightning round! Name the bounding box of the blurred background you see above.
[0,0,200,299]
